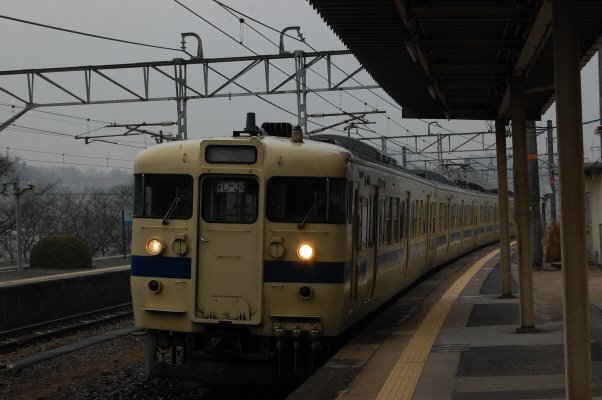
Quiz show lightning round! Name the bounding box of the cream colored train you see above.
[130,116,512,383]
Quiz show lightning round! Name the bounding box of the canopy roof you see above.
[307,0,602,120]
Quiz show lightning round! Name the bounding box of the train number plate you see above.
[215,179,247,193]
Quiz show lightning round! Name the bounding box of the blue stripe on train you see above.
[131,255,192,279]
[264,260,350,283]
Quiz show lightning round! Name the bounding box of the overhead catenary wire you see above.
[3,124,146,149]
[203,0,433,153]
[0,107,162,148]
[178,0,386,138]
[0,102,110,125]
[1,146,133,163]
[0,14,190,56]
[8,157,133,170]
[212,0,413,130]
[208,1,447,157]
[1,2,427,155]
[173,0,348,134]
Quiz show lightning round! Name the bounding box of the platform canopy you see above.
[307,0,602,120]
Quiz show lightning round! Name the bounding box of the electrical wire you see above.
[0,105,105,129]
[173,0,346,133]
[211,2,416,129]
[1,146,133,163]
[0,14,189,56]
[208,1,443,156]
[199,1,422,146]
[9,157,132,170]
[3,124,146,149]
[0,102,110,125]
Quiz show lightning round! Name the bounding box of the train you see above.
[130,114,513,383]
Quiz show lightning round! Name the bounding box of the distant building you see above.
[585,163,602,266]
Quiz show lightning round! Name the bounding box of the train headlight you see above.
[146,238,164,256]
[296,243,315,261]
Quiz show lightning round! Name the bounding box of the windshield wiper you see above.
[162,197,181,225]
[297,199,322,230]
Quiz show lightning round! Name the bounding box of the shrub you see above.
[30,235,92,269]
[545,222,561,263]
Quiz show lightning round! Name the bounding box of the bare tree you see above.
[0,177,134,266]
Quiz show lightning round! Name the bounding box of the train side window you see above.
[423,203,426,234]
[415,201,419,238]
[354,189,361,248]
[379,198,386,246]
[385,197,393,245]
[431,203,436,234]
[422,201,427,235]
[412,202,417,238]
[445,203,449,229]
[454,204,459,228]
[411,202,415,238]
[392,197,399,243]
[369,196,377,247]
[399,201,405,240]
[266,177,347,224]
[361,196,369,247]
[407,203,411,238]
[410,202,414,238]
[348,183,354,224]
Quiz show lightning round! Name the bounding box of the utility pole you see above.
[547,120,557,223]
[527,121,543,267]
[1,178,36,271]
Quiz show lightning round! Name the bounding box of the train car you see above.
[130,115,513,383]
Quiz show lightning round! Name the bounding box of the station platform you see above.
[289,244,602,400]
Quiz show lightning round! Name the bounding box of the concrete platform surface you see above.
[289,245,602,399]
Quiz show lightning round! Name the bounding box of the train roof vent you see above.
[454,179,489,192]
[262,122,293,138]
[411,169,451,185]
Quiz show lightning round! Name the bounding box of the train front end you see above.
[130,124,352,383]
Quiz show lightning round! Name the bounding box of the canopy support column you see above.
[552,0,592,397]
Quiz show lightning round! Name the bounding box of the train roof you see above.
[133,126,505,199]
[310,133,497,196]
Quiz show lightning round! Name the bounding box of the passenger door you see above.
[356,183,378,304]
[367,186,379,300]
[351,182,360,302]
[195,174,263,325]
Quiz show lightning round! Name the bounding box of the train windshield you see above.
[133,174,193,219]
[267,177,347,223]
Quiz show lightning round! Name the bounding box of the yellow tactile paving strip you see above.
[376,247,504,400]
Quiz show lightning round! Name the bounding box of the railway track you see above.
[0,303,133,352]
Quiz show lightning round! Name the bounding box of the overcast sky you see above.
[0,0,600,184]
